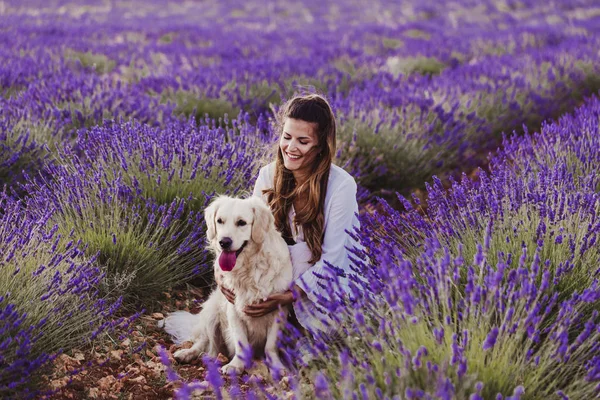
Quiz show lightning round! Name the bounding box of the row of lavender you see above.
[2,1,600,194]
[2,0,600,397]
[168,94,600,398]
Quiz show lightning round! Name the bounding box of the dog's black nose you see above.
[219,237,232,250]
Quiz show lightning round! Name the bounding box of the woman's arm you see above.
[295,177,359,304]
[242,284,303,317]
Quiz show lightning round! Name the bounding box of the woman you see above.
[220,93,361,334]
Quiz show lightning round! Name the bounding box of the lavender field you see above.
[2,0,600,398]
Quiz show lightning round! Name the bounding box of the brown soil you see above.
[38,286,218,399]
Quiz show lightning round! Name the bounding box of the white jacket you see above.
[253,162,361,332]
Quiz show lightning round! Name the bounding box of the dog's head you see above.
[204,195,275,271]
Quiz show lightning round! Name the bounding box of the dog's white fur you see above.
[163,195,293,374]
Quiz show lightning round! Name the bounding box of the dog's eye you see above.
[217,218,224,224]
[236,220,247,227]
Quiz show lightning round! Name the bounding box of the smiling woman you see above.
[220,93,363,337]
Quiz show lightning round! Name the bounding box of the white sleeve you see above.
[295,177,359,303]
[252,166,270,203]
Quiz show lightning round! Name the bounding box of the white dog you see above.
[162,195,293,374]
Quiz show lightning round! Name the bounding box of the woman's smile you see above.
[285,152,301,160]
[280,118,319,178]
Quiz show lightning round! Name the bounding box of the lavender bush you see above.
[286,238,600,399]
[22,117,270,306]
[498,95,600,191]
[73,117,271,209]
[0,192,124,397]
[0,118,56,190]
[380,97,600,298]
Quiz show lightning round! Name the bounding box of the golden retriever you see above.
[162,195,293,374]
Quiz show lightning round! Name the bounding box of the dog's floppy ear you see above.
[250,197,274,244]
[204,197,221,242]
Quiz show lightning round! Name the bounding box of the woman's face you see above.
[280,118,319,178]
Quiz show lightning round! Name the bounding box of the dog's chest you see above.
[222,274,273,304]
[214,270,225,287]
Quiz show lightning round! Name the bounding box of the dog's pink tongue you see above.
[219,251,237,271]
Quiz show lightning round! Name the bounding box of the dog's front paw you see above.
[174,348,199,364]
[221,358,245,375]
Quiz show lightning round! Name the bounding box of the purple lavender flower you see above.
[482,327,499,351]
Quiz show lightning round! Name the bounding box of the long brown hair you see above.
[263,93,337,263]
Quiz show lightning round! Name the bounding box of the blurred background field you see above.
[1,0,600,398]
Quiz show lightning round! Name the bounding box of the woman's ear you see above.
[250,197,274,244]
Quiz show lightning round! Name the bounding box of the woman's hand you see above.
[244,285,305,318]
[220,285,236,304]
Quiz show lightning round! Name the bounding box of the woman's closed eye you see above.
[283,134,308,145]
